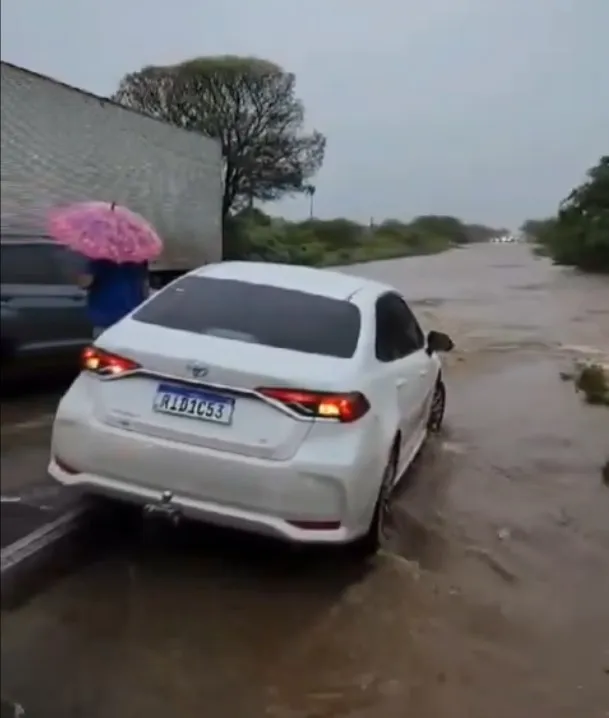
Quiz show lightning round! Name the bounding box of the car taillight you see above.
[257,387,370,422]
[81,346,140,376]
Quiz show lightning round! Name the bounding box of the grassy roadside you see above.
[224,211,493,266]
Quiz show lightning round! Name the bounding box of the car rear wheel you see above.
[353,442,399,557]
[427,379,446,432]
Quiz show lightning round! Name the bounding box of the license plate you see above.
[153,383,235,425]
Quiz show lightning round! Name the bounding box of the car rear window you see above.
[0,240,86,285]
[133,275,361,358]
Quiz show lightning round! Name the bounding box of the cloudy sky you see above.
[2,0,608,228]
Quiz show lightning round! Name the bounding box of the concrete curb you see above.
[1,501,93,608]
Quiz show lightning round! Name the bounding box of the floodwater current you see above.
[2,244,608,717]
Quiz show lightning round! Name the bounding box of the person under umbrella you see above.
[47,201,163,338]
[77,257,149,339]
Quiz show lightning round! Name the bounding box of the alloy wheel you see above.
[377,451,398,544]
[428,382,446,432]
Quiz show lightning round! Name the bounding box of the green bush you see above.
[224,209,482,266]
[523,157,609,274]
[575,364,609,406]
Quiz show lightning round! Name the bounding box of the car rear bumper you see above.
[48,413,375,544]
[49,455,356,543]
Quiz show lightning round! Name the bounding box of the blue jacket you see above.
[86,259,147,328]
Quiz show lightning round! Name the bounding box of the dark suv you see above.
[1,236,93,382]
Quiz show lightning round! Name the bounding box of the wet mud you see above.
[1,245,608,717]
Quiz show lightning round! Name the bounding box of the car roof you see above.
[192,261,392,301]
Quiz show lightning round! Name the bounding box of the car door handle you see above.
[396,379,407,387]
[419,370,429,377]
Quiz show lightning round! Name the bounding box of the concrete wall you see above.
[0,62,223,268]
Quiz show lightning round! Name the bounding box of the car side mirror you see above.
[427,330,454,355]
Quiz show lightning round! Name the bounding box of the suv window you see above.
[375,293,425,362]
[0,242,83,285]
[133,275,362,359]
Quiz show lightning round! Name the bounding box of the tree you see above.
[523,157,609,272]
[114,55,326,228]
[464,223,509,243]
[520,218,556,242]
[409,215,469,244]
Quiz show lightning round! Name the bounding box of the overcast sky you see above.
[2,0,608,228]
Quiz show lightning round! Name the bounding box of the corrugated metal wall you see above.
[0,62,223,268]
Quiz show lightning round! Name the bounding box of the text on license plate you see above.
[153,383,235,425]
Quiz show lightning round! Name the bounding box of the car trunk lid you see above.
[90,322,354,461]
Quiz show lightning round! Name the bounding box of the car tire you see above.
[427,379,446,433]
[352,441,399,558]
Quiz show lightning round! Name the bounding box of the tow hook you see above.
[143,491,182,525]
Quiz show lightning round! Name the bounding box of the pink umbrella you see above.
[47,201,163,263]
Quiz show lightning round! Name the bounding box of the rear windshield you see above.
[133,275,361,358]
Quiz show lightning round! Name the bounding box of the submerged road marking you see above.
[0,413,55,435]
[1,496,53,511]
[1,505,88,574]
[1,485,67,511]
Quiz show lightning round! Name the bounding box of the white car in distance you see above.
[49,261,454,554]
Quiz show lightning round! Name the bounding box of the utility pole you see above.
[304,184,316,219]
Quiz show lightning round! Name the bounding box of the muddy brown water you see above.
[1,244,608,717]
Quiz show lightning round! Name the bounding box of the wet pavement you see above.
[1,387,64,494]
[1,381,71,549]
[1,244,609,717]
[0,486,81,551]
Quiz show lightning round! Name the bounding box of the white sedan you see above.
[48,261,454,554]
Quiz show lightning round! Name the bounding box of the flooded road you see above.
[2,244,609,717]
